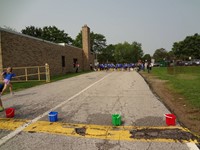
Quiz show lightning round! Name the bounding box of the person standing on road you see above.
[76,63,80,73]
[144,60,148,71]
[1,67,16,95]
[90,63,93,71]
[147,62,152,73]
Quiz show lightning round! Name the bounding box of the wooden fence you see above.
[3,63,50,82]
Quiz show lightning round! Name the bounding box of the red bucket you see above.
[165,114,176,126]
[5,108,15,118]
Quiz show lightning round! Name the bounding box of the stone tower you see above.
[82,25,90,70]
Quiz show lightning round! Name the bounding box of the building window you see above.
[62,56,65,67]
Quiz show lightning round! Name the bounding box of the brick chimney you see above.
[82,25,90,71]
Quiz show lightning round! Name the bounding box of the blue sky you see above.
[0,0,200,55]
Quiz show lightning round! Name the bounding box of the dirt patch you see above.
[130,128,199,143]
[75,127,86,136]
[140,72,200,136]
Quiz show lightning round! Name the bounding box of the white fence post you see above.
[38,66,41,81]
[25,68,28,81]
[45,63,50,82]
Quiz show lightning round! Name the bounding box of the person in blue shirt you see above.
[99,64,104,71]
[119,64,123,71]
[104,64,108,71]
[115,64,119,70]
[127,63,131,71]
[1,67,16,95]
[124,63,128,71]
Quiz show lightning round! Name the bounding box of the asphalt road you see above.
[0,71,199,150]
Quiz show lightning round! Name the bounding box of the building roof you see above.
[0,27,82,50]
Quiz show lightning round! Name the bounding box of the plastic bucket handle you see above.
[114,113,121,117]
[49,114,57,116]
[164,114,173,119]
[49,112,58,116]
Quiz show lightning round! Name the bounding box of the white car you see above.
[193,59,200,65]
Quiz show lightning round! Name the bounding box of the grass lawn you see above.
[151,66,200,108]
[11,71,91,92]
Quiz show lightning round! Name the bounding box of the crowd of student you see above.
[95,62,152,72]
[97,63,135,71]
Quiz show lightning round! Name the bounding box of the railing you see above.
[2,63,50,82]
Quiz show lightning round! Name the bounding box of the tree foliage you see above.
[72,30,82,48]
[21,26,73,44]
[98,41,144,63]
[72,31,106,53]
[98,44,115,63]
[91,32,107,53]
[143,54,151,61]
[167,51,175,60]
[172,33,200,59]
[153,48,168,62]
[114,42,143,63]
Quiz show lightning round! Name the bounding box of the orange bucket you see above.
[5,108,15,118]
[165,114,176,126]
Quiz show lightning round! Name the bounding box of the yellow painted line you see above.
[0,118,199,144]
[0,118,28,130]
[23,121,199,144]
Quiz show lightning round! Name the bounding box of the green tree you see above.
[22,26,42,38]
[72,31,107,53]
[72,31,82,48]
[91,32,107,53]
[167,51,175,61]
[114,41,143,63]
[172,33,200,59]
[131,41,144,62]
[98,44,115,63]
[21,26,73,44]
[143,54,151,61]
[153,48,168,62]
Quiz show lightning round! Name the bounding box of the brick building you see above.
[0,25,94,76]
